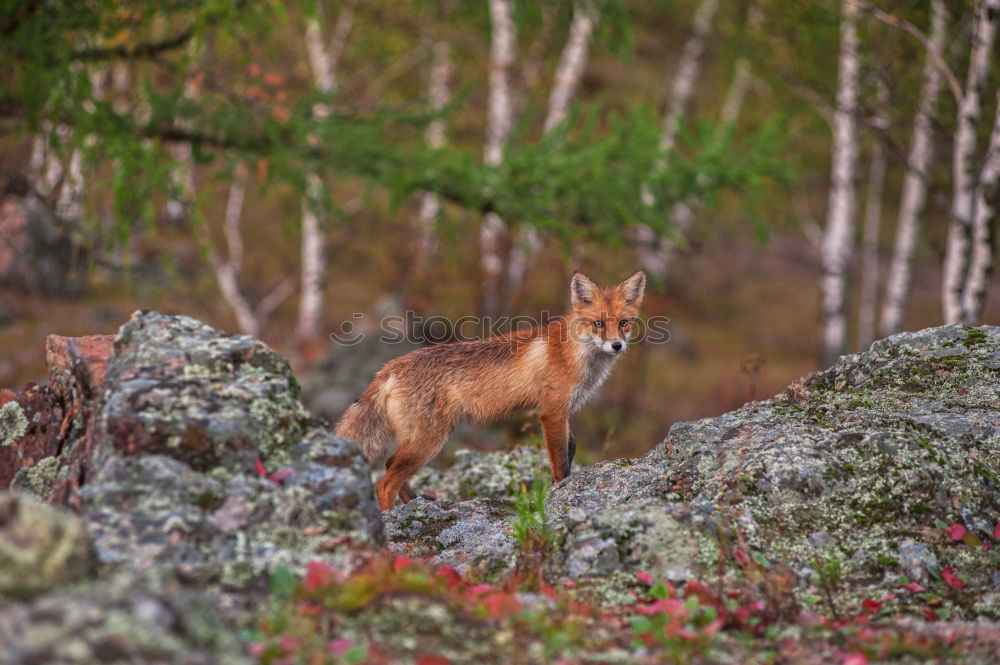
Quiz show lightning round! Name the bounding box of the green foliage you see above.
[508,471,550,551]
[1,0,791,253]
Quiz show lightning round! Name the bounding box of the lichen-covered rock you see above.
[92,311,314,472]
[0,400,27,447]
[384,497,517,578]
[0,571,251,665]
[412,446,561,502]
[0,492,92,600]
[4,311,382,615]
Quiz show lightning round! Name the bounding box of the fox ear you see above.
[620,270,646,306]
[570,271,598,307]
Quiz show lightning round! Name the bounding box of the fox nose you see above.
[611,341,623,352]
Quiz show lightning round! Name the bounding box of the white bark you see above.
[480,0,517,315]
[414,39,453,272]
[507,0,598,296]
[165,66,201,224]
[719,4,763,127]
[942,0,1000,324]
[543,1,598,134]
[637,0,720,278]
[820,0,861,365]
[856,78,889,350]
[209,166,259,336]
[879,0,947,336]
[295,0,357,340]
[961,89,1000,323]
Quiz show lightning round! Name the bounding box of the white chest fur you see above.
[570,345,619,412]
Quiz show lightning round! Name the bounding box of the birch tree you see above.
[636,0,719,278]
[879,0,947,336]
[413,39,453,274]
[480,0,516,316]
[961,90,1000,322]
[942,0,1000,324]
[856,77,888,350]
[507,0,598,297]
[296,0,357,340]
[819,0,861,365]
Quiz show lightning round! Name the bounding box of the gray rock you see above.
[0,492,93,600]
[0,572,251,665]
[897,539,938,584]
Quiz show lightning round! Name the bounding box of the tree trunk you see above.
[636,0,720,278]
[507,0,598,297]
[414,39,453,274]
[820,0,861,365]
[942,0,1000,324]
[856,77,889,350]
[879,0,947,336]
[295,0,357,340]
[481,0,516,316]
[961,89,1000,323]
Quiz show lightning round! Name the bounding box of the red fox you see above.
[335,270,646,511]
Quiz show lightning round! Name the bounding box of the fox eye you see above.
[593,320,604,329]
[619,319,630,328]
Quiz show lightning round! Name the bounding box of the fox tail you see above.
[334,375,392,462]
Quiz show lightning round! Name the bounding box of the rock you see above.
[0,492,93,600]
[412,446,561,502]
[0,572,251,665]
[45,334,114,401]
[897,539,938,584]
[0,385,65,490]
[384,497,517,578]
[3,311,383,615]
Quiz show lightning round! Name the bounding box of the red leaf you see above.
[948,523,967,541]
[861,598,882,614]
[540,583,558,600]
[995,522,1000,540]
[923,607,939,621]
[254,456,266,477]
[733,547,749,566]
[297,601,323,617]
[392,555,413,572]
[436,566,461,587]
[842,652,868,665]
[481,591,521,617]
[305,560,336,590]
[901,582,925,593]
[416,655,455,665]
[268,467,294,485]
[636,571,653,585]
[942,566,966,590]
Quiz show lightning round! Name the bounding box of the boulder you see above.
[0,571,251,665]
[0,492,93,600]
[4,311,383,613]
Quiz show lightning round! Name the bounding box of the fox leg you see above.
[377,428,447,511]
[567,429,577,466]
[539,407,571,482]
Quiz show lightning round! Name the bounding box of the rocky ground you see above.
[0,311,998,664]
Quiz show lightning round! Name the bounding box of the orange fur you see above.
[335,270,646,511]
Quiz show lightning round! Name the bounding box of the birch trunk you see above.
[961,89,1000,323]
[856,78,889,350]
[820,0,861,365]
[942,0,1000,324]
[637,0,720,278]
[295,0,357,340]
[414,39,453,273]
[209,165,259,336]
[879,0,947,336]
[507,0,598,296]
[481,0,516,316]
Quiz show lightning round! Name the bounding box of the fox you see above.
[335,270,646,511]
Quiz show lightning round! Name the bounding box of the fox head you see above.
[569,270,646,355]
